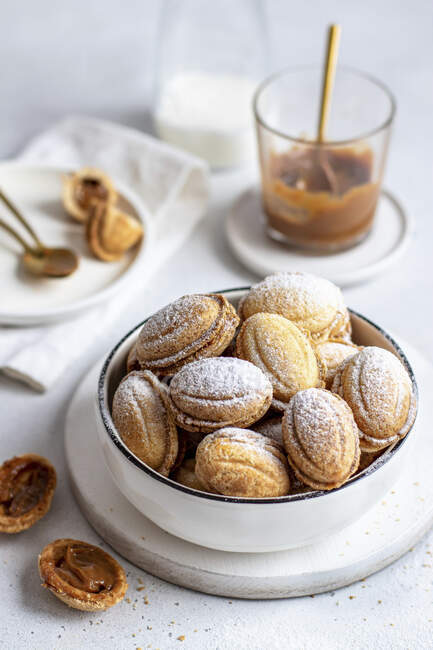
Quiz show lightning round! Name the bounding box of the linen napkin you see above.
[0,116,210,391]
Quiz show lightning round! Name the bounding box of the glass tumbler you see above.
[254,66,395,251]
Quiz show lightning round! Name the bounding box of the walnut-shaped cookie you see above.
[238,271,350,342]
[252,416,284,447]
[332,346,417,452]
[358,449,383,473]
[135,294,239,376]
[282,388,360,490]
[126,342,140,373]
[167,357,273,433]
[112,370,178,476]
[63,167,117,222]
[172,458,210,492]
[315,338,361,388]
[39,539,127,611]
[236,312,325,410]
[195,428,290,497]
[86,201,143,262]
[0,454,56,533]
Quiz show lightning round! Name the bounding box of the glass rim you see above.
[253,64,396,146]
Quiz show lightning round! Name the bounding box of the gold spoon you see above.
[0,189,79,277]
[317,23,341,142]
[315,24,341,195]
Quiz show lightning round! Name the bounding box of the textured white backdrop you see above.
[0,1,432,648]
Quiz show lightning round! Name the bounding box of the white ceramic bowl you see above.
[95,289,418,553]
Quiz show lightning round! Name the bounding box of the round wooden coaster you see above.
[225,187,411,287]
[65,342,432,599]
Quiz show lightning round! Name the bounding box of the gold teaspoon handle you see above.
[0,217,38,254]
[317,24,341,143]
[0,188,44,249]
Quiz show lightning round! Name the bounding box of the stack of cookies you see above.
[112,272,417,498]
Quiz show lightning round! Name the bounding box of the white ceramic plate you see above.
[225,187,411,287]
[0,163,151,325]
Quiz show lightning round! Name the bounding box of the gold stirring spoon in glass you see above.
[0,188,79,277]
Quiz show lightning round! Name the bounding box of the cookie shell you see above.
[38,539,127,611]
[171,458,210,492]
[315,338,360,388]
[236,312,325,410]
[0,454,57,534]
[195,428,290,497]
[62,167,117,223]
[238,272,347,343]
[136,294,239,376]
[168,357,273,433]
[282,388,360,490]
[332,346,417,452]
[112,370,178,476]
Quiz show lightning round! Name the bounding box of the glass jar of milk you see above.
[154,0,268,168]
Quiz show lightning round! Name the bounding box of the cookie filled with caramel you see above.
[63,167,117,223]
[38,539,127,611]
[0,454,57,533]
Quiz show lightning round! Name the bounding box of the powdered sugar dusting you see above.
[287,388,355,466]
[199,427,286,464]
[112,371,167,430]
[137,295,218,358]
[339,347,414,440]
[241,272,343,334]
[252,417,283,446]
[171,357,272,401]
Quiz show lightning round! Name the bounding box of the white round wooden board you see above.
[0,163,151,325]
[65,341,432,599]
[225,187,411,287]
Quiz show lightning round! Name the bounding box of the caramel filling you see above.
[54,545,115,593]
[0,461,49,517]
[75,178,108,210]
[263,147,379,248]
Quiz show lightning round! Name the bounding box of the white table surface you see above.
[1,1,433,648]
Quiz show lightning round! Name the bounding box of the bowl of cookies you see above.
[95,272,418,552]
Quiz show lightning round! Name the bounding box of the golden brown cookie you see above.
[136,294,239,376]
[282,388,360,490]
[195,428,290,497]
[238,272,350,342]
[315,338,360,388]
[172,458,209,492]
[358,449,383,473]
[39,539,127,611]
[63,167,116,222]
[167,357,273,433]
[236,312,325,410]
[287,466,312,495]
[112,370,178,476]
[332,346,417,452]
[0,454,57,533]
[86,201,143,262]
[126,342,140,373]
[252,416,284,446]
[178,429,204,457]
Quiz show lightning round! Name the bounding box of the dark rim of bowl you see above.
[98,287,418,505]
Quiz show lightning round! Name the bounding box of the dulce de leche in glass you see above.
[254,67,395,251]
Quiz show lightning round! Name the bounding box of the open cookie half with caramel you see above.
[86,201,143,262]
[63,167,117,223]
[0,454,57,533]
[39,539,128,611]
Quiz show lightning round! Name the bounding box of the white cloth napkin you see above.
[0,116,210,391]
